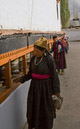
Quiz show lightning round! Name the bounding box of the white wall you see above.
[0,0,61,31]
[0,81,30,129]
[68,0,80,19]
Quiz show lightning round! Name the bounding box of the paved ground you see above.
[54,41,80,129]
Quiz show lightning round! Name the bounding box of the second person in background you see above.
[50,35,67,75]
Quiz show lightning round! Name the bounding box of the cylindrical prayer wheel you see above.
[26,53,31,68]
[0,66,5,81]
[19,57,23,72]
[19,54,31,71]
[0,81,3,88]
[11,59,19,75]
[0,66,5,87]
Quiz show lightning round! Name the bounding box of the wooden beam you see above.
[22,55,27,75]
[0,89,11,104]
[5,60,12,88]
[0,84,20,104]
[0,46,34,66]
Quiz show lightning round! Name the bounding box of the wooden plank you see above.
[22,55,27,75]
[0,41,55,66]
[0,84,20,104]
[0,89,11,104]
[5,60,12,88]
[0,46,34,66]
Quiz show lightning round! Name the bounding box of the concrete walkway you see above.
[54,41,80,129]
[24,41,80,129]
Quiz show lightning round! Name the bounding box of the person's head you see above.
[53,35,58,42]
[63,33,66,37]
[33,37,48,57]
[63,33,66,35]
[62,37,64,40]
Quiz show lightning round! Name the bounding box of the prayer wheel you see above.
[0,66,5,87]
[0,66,5,81]
[27,53,30,68]
[19,57,23,72]
[11,59,19,75]
[19,54,31,71]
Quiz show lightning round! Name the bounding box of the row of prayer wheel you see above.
[0,53,31,87]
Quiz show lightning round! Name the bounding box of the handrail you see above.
[0,45,34,66]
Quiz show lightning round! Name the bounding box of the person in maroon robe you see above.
[51,35,67,75]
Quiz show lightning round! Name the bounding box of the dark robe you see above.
[20,54,60,129]
[52,40,66,69]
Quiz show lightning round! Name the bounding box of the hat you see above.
[34,37,48,50]
[53,35,57,39]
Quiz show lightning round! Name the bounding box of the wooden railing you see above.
[0,39,53,103]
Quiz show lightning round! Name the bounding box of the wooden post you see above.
[22,55,27,75]
[5,60,12,88]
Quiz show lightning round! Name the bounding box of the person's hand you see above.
[54,93,61,98]
[54,93,63,101]
[57,50,60,53]
[13,78,21,87]
[53,52,54,57]
[13,82,21,87]
[14,78,20,83]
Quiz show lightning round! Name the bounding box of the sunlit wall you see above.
[0,0,61,32]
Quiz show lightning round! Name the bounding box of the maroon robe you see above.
[52,40,66,69]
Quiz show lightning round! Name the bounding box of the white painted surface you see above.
[68,0,80,19]
[0,81,31,129]
[0,0,61,31]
